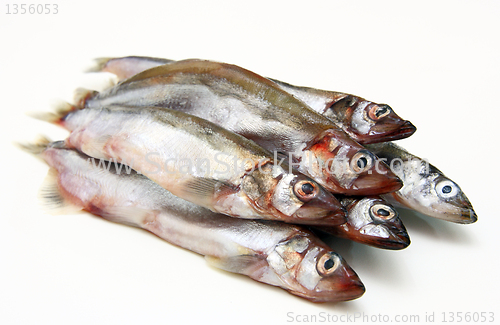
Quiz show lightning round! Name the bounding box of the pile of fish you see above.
[20,56,477,303]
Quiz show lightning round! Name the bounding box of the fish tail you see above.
[18,137,82,215]
[38,168,82,215]
[73,87,98,109]
[27,101,76,126]
[15,135,52,157]
[84,57,113,73]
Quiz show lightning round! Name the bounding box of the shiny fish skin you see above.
[365,142,477,224]
[318,196,410,250]
[49,105,346,226]
[24,141,365,303]
[83,59,402,195]
[90,56,416,144]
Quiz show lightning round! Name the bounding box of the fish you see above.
[365,142,477,224]
[269,80,417,144]
[81,59,402,195]
[318,196,410,250]
[90,56,416,144]
[20,138,366,303]
[37,104,346,226]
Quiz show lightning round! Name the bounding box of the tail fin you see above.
[85,57,113,73]
[73,87,97,109]
[38,167,83,215]
[15,135,52,156]
[28,87,95,124]
[27,101,75,125]
[18,137,83,215]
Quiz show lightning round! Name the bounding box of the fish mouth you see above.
[324,208,349,226]
[353,223,410,250]
[322,280,365,303]
[377,228,411,250]
[453,196,477,224]
[294,279,365,303]
[457,209,477,224]
[424,207,477,224]
[348,173,403,195]
[335,279,366,302]
[294,200,347,226]
[362,121,417,144]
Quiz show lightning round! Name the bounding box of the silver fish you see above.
[269,79,417,144]
[21,139,365,303]
[40,105,346,226]
[365,142,477,224]
[82,59,402,195]
[90,56,416,144]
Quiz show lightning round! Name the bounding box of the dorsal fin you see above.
[121,59,216,85]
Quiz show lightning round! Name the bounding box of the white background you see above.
[1,1,499,324]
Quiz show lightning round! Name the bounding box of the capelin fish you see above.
[269,80,417,144]
[317,196,410,250]
[20,139,365,303]
[37,104,346,226]
[365,142,477,224]
[90,56,416,144]
[81,59,402,195]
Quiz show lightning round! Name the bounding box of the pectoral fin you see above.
[179,177,238,209]
[205,254,268,276]
[102,206,158,228]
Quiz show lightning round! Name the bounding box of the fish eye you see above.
[294,180,319,201]
[357,157,368,169]
[351,150,373,173]
[302,183,315,194]
[317,252,341,276]
[368,104,391,120]
[370,204,396,220]
[436,180,459,198]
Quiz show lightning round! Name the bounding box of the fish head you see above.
[330,197,410,249]
[396,168,477,224]
[306,132,402,195]
[266,235,364,303]
[241,163,346,225]
[327,95,416,144]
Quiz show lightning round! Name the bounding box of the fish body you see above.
[90,56,415,144]
[365,142,477,224]
[23,140,365,303]
[48,105,346,226]
[83,59,402,195]
[319,196,410,250]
